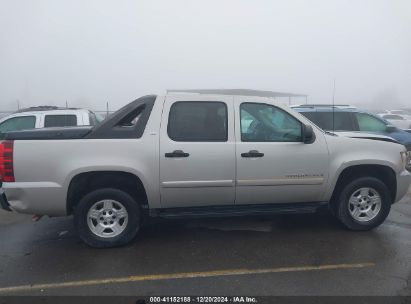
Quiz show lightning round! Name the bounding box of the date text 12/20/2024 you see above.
[148,297,258,303]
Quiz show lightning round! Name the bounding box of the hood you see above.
[333,131,399,144]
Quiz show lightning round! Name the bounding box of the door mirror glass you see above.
[303,124,315,144]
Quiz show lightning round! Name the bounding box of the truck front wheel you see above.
[335,177,392,231]
[74,188,141,248]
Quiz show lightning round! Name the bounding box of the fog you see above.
[1,0,410,111]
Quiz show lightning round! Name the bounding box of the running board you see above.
[150,202,328,219]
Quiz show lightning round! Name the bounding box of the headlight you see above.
[401,151,411,169]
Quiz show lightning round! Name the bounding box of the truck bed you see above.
[0,95,156,141]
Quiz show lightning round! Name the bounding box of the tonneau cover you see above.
[0,126,92,140]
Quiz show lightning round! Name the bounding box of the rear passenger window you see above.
[326,112,355,131]
[44,115,77,127]
[300,112,355,131]
[168,102,227,142]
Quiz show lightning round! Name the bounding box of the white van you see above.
[0,106,103,133]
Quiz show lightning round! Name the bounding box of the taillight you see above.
[0,140,14,182]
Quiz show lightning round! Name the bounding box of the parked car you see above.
[292,105,411,164]
[0,106,103,133]
[385,109,411,120]
[1,94,410,247]
[377,113,411,131]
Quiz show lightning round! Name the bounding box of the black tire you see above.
[74,188,141,248]
[335,177,392,231]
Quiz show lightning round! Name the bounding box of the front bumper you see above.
[396,169,411,202]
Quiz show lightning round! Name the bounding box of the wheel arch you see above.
[66,171,148,215]
[330,164,397,208]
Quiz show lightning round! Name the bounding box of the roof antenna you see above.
[332,78,336,132]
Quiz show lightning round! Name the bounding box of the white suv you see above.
[0,106,103,133]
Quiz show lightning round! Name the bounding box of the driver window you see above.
[240,103,302,142]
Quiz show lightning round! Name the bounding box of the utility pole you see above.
[17,99,20,110]
[106,102,109,117]
[66,100,68,108]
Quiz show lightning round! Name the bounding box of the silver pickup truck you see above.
[1,93,410,247]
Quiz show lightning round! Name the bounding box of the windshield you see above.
[88,112,105,126]
[0,116,36,132]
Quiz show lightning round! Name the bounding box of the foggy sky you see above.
[1,0,410,111]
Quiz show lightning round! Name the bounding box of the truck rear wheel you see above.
[335,177,392,231]
[74,188,141,248]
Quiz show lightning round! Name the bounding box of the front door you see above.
[160,95,236,208]
[234,97,329,205]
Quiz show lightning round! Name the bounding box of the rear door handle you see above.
[165,150,190,158]
[241,150,264,158]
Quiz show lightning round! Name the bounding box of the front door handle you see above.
[165,150,190,158]
[241,150,264,158]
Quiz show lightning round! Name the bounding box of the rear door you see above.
[159,95,236,208]
[234,97,329,205]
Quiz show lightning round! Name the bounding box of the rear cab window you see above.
[44,115,77,127]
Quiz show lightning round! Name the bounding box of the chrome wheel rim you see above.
[348,187,382,222]
[87,200,128,238]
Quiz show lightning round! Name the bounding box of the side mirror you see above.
[303,125,315,144]
[386,125,397,133]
